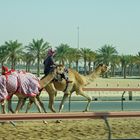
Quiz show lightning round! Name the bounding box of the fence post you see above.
[121,91,126,111]
[69,94,72,112]
[128,91,133,101]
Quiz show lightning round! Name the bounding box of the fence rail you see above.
[83,87,140,91]
[0,111,140,121]
[1,111,140,140]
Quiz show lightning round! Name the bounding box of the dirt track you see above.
[1,118,140,140]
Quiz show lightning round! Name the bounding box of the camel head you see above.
[95,63,108,74]
[55,64,65,75]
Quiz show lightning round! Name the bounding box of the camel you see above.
[0,65,65,114]
[0,72,44,114]
[36,63,108,113]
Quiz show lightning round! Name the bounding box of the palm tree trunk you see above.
[111,65,115,77]
[88,62,91,73]
[121,65,124,77]
[62,60,65,65]
[124,65,127,79]
[75,60,79,72]
[26,63,28,72]
[84,59,87,75]
[37,54,40,77]
[139,65,140,75]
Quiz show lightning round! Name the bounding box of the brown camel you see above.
[38,63,108,112]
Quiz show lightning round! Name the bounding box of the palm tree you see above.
[72,48,81,71]
[27,38,50,77]
[87,50,96,73]
[97,44,118,77]
[97,44,118,65]
[135,52,140,75]
[55,44,70,65]
[0,45,9,67]
[110,55,120,77]
[21,51,35,72]
[127,55,136,76]
[80,48,92,75]
[5,40,23,69]
[65,47,75,68]
[120,55,132,79]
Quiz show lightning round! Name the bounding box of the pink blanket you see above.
[0,71,40,102]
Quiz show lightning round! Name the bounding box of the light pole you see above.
[77,26,79,49]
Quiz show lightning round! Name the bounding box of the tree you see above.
[97,44,118,65]
[65,47,75,68]
[72,48,81,71]
[5,40,23,69]
[55,44,70,65]
[0,45,9,67]
[80,48,92,75]
[110,55,120,77]
[97,44,118,77]
[21,51,35,72]
[27,38,50,77]
[87,50,96,73]
[135,52,140,75]
[120,55,132,79]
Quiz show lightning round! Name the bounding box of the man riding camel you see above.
[43,48,72,83]
[43,48,57,76]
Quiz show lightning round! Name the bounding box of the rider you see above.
[43,48,72,83]
[43,48,57,76]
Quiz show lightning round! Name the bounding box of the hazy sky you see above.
[0,0,140,55]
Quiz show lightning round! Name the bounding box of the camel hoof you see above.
[0,122,6,125]
[49,108,56,113]
[51,110,56,113]
[43,120,48,124]
[55,120,62,123]
[83,110,88,112]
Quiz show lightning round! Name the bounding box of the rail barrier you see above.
[82,87,140,111]
[81,80,140,111]
[0,111,140,140]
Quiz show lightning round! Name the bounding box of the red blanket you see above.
[0,71,40,102]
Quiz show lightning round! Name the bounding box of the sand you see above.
[1,118,140,140]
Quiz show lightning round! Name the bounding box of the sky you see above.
[0,0,140,55]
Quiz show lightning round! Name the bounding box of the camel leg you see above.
[31,97,42,113]
[8,99,14,113]
[36,95,47,113]
[26,98,34,113]
[45,83,57,113]
[1,101,7,125]
[20,98,27,110]
[35,95,48,124]
[47,91,56,112]
[15,98,25,114]
[77,89,92,112]
[1,101,7,114]
[59,93,69,112]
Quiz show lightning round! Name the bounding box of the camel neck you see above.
[86,68,102,82]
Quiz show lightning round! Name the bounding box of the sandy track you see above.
[1,118,140,140]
